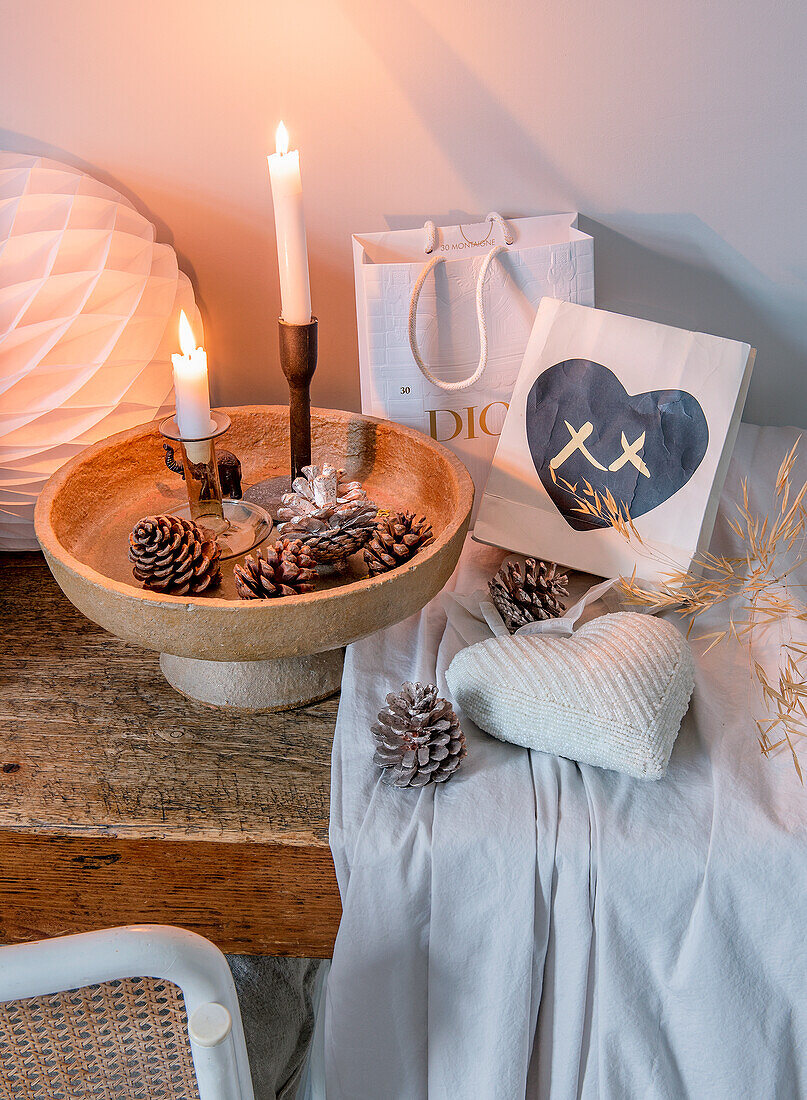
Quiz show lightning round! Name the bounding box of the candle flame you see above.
[178,309,196,356]
[275,120,289,156]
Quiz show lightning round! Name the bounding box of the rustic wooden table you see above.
[0,552,341,957]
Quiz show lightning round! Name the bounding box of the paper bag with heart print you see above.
[474,298,756,581]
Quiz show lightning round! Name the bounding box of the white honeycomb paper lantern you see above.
[0,153,203,550]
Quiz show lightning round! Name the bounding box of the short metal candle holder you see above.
[160,410,272,560]
[243,315,318,519]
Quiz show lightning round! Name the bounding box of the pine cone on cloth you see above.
[128,514,221,595]
[364,511,434,575]
[278,463,378,567]
[372,682,466,787]
[233,539,317,599]
[488,558,568,633]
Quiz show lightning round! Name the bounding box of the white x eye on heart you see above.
[608,431,650,476]
[549,421,651,477]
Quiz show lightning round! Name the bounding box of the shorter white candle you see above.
[267,121,312,325]
[172,310,213,439]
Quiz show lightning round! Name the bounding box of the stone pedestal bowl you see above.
[34,406,474,710]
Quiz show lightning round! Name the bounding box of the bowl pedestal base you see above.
[159,649,344,711]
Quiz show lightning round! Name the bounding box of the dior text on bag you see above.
[352,213,595,517]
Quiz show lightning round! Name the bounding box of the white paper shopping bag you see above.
[352,213,594,512]
[475,299,756,581]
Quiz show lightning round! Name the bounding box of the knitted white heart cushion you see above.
[446,612,695,779]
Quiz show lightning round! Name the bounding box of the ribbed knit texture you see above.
[446,612,695,780]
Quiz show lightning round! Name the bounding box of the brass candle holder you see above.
[244,315,319,518]
[160,410,272,560]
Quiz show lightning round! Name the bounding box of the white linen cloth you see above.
[326,423,807,1099]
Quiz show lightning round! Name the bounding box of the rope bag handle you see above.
[408,212,513,393]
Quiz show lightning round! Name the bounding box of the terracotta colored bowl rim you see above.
[34,405,475,611]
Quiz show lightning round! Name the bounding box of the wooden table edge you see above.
[0,829,341,958]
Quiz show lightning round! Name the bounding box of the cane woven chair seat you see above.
[0,975,201,1099]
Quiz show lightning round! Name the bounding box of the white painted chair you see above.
[0,924,254,1100]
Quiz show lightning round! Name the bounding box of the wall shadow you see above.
[582,214,807,427]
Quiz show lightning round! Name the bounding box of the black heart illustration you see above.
[526,360,708,531]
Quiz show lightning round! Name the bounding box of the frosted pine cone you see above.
[233,538,317,599]
[372,682,466,787]
[128,514,221,595]
[364,511,433,575]
[278,463,378,567]
[281,463,367,512]
[489,557,568,633]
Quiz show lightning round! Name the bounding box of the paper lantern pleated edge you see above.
[0,153,202,551]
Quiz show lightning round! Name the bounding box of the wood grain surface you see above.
[0,552,341,955]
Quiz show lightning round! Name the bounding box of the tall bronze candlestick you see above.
[279,316,317,480]
[242,316,318,520]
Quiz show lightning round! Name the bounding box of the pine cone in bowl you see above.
[364,511,433,576]
[128,514,221,596]
[277,463,378,568]
[233,538,317,599]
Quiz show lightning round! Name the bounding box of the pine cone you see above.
[233,539,317,599]
[128,514,221,595]
[364,511,434,576]
[278,463,378,566]
[372,682,466,787]
[282,463,368,512]
[488,558,568,633]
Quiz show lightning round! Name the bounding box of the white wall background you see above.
[2,0,806,425]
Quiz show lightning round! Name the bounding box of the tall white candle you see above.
[267,121,312,325]
[171,310,213,439]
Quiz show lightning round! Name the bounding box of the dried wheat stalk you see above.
[551,442,807,781]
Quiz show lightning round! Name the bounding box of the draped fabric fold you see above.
[327,543,545,1099]
[327,424,807,1100]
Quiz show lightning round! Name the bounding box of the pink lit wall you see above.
[3,0,806,425]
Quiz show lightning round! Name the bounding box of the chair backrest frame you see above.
[0,924,255,1100]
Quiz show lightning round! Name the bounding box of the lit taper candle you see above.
[171,310,212,440]
[267,121,312,325]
